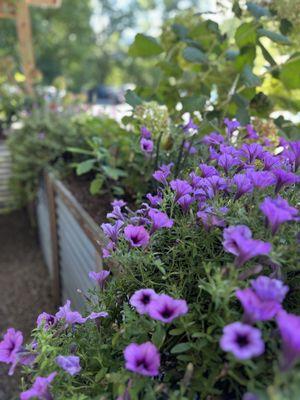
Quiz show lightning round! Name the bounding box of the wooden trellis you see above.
[0,0,61,93]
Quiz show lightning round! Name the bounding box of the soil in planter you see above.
[0,210,54,400]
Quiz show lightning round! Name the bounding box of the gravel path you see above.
[0,210,54,400]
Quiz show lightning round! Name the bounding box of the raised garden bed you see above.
[37,172,105,309]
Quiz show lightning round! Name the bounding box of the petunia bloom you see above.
[220,322,264,360]
[272,169,299,194]
[56,355,81,376]
[148,209,173,233]
[183,118,198,135]
[141,126,151,139]
[251,276,288,303]
[224,118,240,135]
[260,196,299,234]
[153,163,173,185]
[218,154,240,174]
[146,193,163,207]
[124,225,150,247]
[88,270,110,289]
[238,143,264,164]
[231,174,253,200]
[223,225,271,267]
[148,294,188,323]
[276,310,300,370]
[202,131,224,146]
[87,311,109,320]
[111,199,127,208]
[198,164,219,178]
[170,179,193,201]
[246,170,276,189]
[130,289,159,315]
[55,300,86,326]
[101,220,123,243]
[36,313,57,330]
[245,124,259,139]
[124,342,160,376]
[0,328,23,366]
[140,138,154,154]
[20,372,57,400]
[107,206,125,221]
[177,194,194,212]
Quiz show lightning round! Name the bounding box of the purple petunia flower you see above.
[130,289,159,315]
[183,141,197,154]
[148,209,173,233]
[0,328,23,366]
[236,288,282,322]
[202,131,224,146]
[218,154,240,174]
[198,164,219,178]
[140,138,154,153]
[246,170,276,189]
[197,207,227,230]
[262,152,282,171]
[224,118,240,135]
[20,372,57,400]
[223,225,271,267]
[238,143,264,164]
[276,310,300,370]
[36,313,57,330]
[101,220,123,243]
[56,355,81,376]
[124,225,150,247]
[170,179,193,201]
[88,270,110,289]
[107,206,125,221]
[55,300,86,326]
[146,193,163,207]
[251,276,288,303]
[111,199,127,208]
[245,124,259,140]
[148,294,188,323]
[289,141,300,171]
[87,311,109,320]
[272,169,299,193]
[141,126,151,139]
[124,342,160,376]
[153,163,174,185]
[205,175,227,198]
[220,322,264,360]
[260,196,299,234]
[177,194,194,212]
[231,174,253,200]
[183,118,198,135]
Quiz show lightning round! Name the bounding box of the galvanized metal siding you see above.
[55,192,101,309]
[37,178,53,277]
[0,142,13,212]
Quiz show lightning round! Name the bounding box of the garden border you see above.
[37,171,105,309]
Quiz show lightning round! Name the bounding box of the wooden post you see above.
[45,172,61,307]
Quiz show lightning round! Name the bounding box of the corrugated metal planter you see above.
[0,141,14,213]
[37,172,104,309]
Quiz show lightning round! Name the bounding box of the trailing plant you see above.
[1,116,299,399]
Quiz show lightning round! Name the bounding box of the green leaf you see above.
[241,64,261,87]
[102,165,127,180]
[76,159,95,175]
[258,29,291,44]
[172,23,188,38]
[181,95,207,112]
[152,325,166,349]
[128,33,163,58]
[171,343,192,354]
[182,47,208,64]
[246,2,270,18]
[235,22,257,48]
[90,176,104,195]
[125,90,143,108]
[67,147,93,155]
[169,328,186,336]
[280,56,300,90]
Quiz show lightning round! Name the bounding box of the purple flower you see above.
[262,152,282,170]
[236,288,282,322]
[260,196,299,234]
[224,118,240,135]
[272,169,299,193]
[202,132,224,146]
[36,313,57,330]
[276,310,300,370]
[56,355,81,376]
[231,174,253,200]
[124,225,150,247]
[198,164,219,178]
[146,193,163,207]
[170,179,193,201]
[289,141,300,171]
[148,294,188,323]
[205,175,227,198]
[107,206,125,221]
[101,220,123,243]
[124,342,160,376]
[88,270,110,289]
[183,118,198,135]
[183,141,197,154]
[197,207,227,230]
[130,289,159,314]
[20,372,57,400]
[111,199,127,208]
[223,225,271,267]
[148,209,173,233]
[55,300,86,326]
[0,328,23,365]
[177,194,194,212]
[218,154,240,174]
[220,322,264,360]
[245,124,259,139]
[87,311,109,320]
[140,138,154,153]
[238,143,264,164]
[141,126,151,139]
[153,163,173,185]
[246,170,276,189]
[102,240,115,259]
[251,276,288,303]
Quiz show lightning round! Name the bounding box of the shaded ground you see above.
[0,210,53,400]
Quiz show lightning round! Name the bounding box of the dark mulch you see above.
[0,210,54,400]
